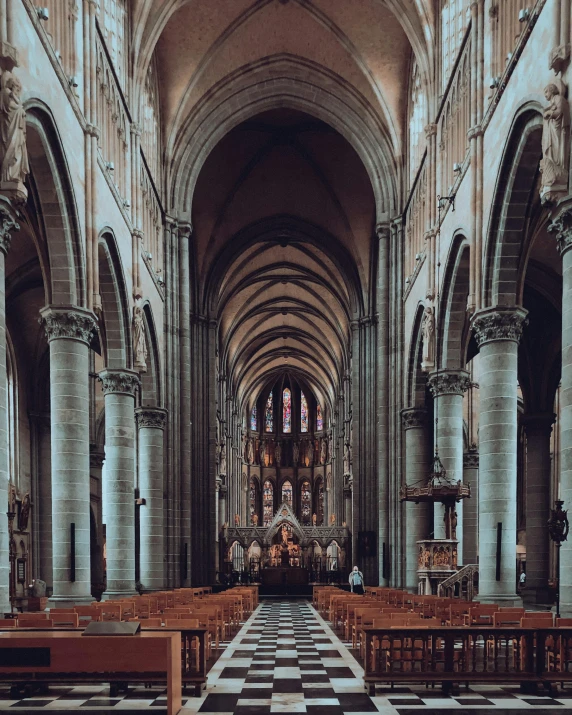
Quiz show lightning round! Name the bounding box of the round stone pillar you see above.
[40,306,98,605]
[472,306,527,604]
[99,369,140,598]
[549,211,572,614]
[402,408,431,592]
[523,413,554,604]
[135,407,167,591]
[462,448,479,565]
[428,369,470,563]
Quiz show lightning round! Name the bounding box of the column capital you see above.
[471,306,528,346]
[0,202,19,255]
[40,306,98,344]
[177,221,193,240]
[135,406,167,430]
[463,449,479,469]
[90,451,105,469]
[548,208,572,255]
[427,369,471,397]
[401,407,427,430]
[522,412,556,436]
[98,368,140,396]
[375,223,390,240]
[424,123,437,138]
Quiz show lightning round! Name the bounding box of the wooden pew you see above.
[0,630,182,715]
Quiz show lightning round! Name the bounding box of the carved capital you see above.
[90,451,105,469]
[40,306,98,344]
[467,124,483,141]
[471,306,528,346]
[401,408,427,430]
[428,369,471,397]
[130,123,142,137]
[135,407,167,430]
[522,412,556,436]
[177,221,193,240]
[0,203,18,255]
[375,223,389,240]
[548,208,572,255]
[98,368,140,396]
[85,124,100,139]
[424,123,437,138]
[463,449,479,469]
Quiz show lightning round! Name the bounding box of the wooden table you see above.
[0,630,182,715]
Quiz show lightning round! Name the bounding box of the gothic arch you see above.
[483,106,543,308]
[24,103,86,307]
[98,231,132,369]
[439,235,471,369]
[406,302,428,408]
[140,302,162,407]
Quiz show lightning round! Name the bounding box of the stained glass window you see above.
[301,480,312,525]
[250,478,258,524]
[316,479,324,525]
[301,392,308,433]
[250,405,257,431]
[282,480,293,505]
[316,403,323,431]
[263,480,274,526]
[265,392,273,432]
[283,388,292,433]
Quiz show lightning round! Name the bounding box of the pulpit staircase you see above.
[437,564,479,600]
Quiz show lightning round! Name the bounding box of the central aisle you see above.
[192,599,375,715]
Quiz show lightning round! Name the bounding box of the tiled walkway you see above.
[1,600,572,713]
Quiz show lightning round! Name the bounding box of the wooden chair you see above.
[139,617,163,628]
[96,602,122,622]
[50,612,79,627]
[17,618,53,628]
[74,606,102,624]
[0,618,15,628]
[17,612,49,621]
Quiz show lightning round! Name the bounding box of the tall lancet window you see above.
[282,480,293,505]
[250,405,257,431]
[265,392,273,432]
[263,480,274,526]
[301,392,308,433]
[283,388,292,433]
[316,404,323,431]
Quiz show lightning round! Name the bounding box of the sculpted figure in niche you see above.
[540,82,570,198]
[259,439,266,465]
[219,442,227,476]
[133,302,148,373]
[274,440,282,467]
[246,437,254,465]
[343,443,351,476]
[0,71,29,187]
[307,440,314,466]
[292,440,299,465]
[421,305,435,371]
[320,438,327,465]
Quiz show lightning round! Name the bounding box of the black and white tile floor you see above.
[0,600,572,713]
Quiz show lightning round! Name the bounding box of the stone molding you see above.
[427,369,471,397]
[135,407,167,430]
[0,204,18,255]
[463,449,479,469]
[40,306,98,344]
[401,407,427,430]
[471,306,528,346]
[548,208,572,256]
[98,368,141,396]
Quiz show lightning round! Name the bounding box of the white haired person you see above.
[349,565,364,594]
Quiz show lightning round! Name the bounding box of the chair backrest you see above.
[18,612,48,621]
[557,618,572,627]
[97,603,122,621]
[521,615,554,628]
[74,606,101,622]
[50,612,79,627]
[140,618,163,628]
[167,618,200,628]
[0,619,15,628]
[17,618,53,628]
[493,611,523,627]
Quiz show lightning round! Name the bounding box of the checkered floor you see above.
[1,600,572,712]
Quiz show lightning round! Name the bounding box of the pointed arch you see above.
[140,302,162,407]
[98,231,132,369]
[439,235,471,369]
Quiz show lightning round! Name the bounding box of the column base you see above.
[476,593,522,607]
[48,595,94,609]
[522,586,553,607]
[101,588,138,600]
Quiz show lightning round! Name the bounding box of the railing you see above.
[40,0,79,80]
[364,626,572,692]
[404,159,428,281]
[438,33,471,197]
[489,0,529,84]
[96,33,130,202]
[438,563,479,600]
[141,163,164,277]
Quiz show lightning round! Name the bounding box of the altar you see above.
[261,567,309,586]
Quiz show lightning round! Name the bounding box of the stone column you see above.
[135,407,167,591]
[549,211,572,613]
[89,451,104,596]
[428,369,470,563]
[402,408,431,592]
[522,413,554,604]
[40,306,98,606]
[99,369,140,598]
[462,448,479,565]
[472,306,527,604]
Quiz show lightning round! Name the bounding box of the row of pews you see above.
[0,585,258,714]
[314,585,572,695]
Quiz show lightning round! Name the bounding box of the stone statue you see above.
[328,433,333,463]
[329,513,336,525]
[451,510,458,539]
[234,513,240,526]
[252,513,258,526]
[246,437,254,464]
[320,438,327,465]
[421,305,435,371]
[540,82,570,201]
[312,513,317,526]
[133,302,148,373]
[219,442,227,476]
[0,70,29,191]
[292,440,299,465]
[259,439,266,465]
[306,440,314,466]
[343,443,351,476]
[274,440,282,466]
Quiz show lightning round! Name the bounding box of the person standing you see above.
[349,565,364,594]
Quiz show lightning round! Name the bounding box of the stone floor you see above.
[1,599,572,713]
